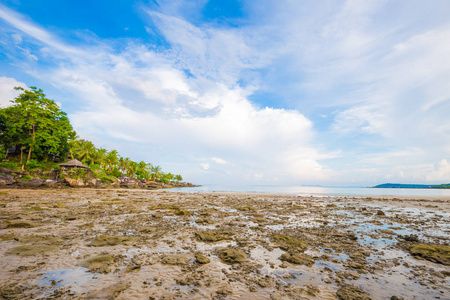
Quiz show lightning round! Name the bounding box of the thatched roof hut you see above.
[59,159,88,169]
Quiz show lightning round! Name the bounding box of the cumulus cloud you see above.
[0,77,27,107]
[0,4,332,185]
[426,159,450,182]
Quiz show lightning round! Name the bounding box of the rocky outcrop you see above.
[45,179,60,188]
[0,165,196,189]
[118,176,141,188]
[0,167,26,177]
[64,177,99,187]
[0,174,15,186]
[16,178,44,188]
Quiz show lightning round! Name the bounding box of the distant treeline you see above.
[373,183,450,189]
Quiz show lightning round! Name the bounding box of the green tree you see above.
[80,140,96,164]
[0,86,75,162]
[126,160,138,177]
[105,150,119,171]
[149,164,162,181]
[93,148,107,167]
[135,161,150,180]
[118,156,130,174]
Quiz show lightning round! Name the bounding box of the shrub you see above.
[25,159,41,169]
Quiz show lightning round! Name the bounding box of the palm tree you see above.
[89,147,106,166]
[175,174,183,182]
[68,139,82,160]
[95,148,107,167]
[127,161,138,177]
[150,164,162,181]
[105,150,119,171]
[136,161,149,180]
[77,140,95,164]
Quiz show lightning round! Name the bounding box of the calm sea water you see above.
[171,184,450,197]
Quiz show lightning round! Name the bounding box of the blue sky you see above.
[1,0,450,186]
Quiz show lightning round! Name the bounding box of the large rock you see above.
[0,174,15,186]
[16,177,44,188]
[44,179,60,188]
[64,177,99,187]
[0,167,26,177]
[118,176,140,187]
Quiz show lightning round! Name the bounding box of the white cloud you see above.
[426,159,450,182]
[0,4,83,55]
[0,77,27,107]
[200,163,210,170]
[212,157,227,164]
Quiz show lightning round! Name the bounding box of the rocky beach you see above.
[0,189,449,299]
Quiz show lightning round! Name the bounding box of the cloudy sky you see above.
[1,0,450,186]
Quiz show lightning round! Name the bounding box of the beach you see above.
[0,188,449,299]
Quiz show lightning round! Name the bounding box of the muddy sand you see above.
[0,189,449,299]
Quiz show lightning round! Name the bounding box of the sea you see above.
[171,184,450,197]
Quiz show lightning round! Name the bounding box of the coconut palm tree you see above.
[89,147,106,166]
[127,161,138,177]
[77,140,95,164]
[135,161,149,180]
[105,150,119,171]
[150,164,162,181]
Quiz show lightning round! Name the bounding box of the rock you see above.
[0,167,26,177]
[161,254,190,265]
[195,253,210,264]
[279,253,315,266]
[118,176,141,188]
[64,177,98,187]
[118,176,140,185]
[44,179,59,187]
[409,243,450,265]
[0,174,15,185]
[195,230,235,242]
[16,178,44,187]
[218,248,247,264]
[0,167,14,174]
[336,285,372,300]
[272,234,307,252]
[403,235,420,242]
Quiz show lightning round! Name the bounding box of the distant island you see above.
[373,183,450,189]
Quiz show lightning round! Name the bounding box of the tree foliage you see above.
[0,86,76,162]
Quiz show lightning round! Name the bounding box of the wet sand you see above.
[0,189,449,299]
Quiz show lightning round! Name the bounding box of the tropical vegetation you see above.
[0,86,183,184]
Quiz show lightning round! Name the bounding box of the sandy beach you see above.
[0,188,449,299]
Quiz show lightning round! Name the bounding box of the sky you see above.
[1,0,450,186]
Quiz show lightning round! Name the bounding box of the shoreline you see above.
[2,186,450,201]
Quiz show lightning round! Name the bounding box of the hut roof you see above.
[58,159,88,168]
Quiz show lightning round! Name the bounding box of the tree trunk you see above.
[20,147,24,170]
[27,124,36,162]
[27,146,32,162]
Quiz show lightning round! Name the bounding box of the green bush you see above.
[25,159,41,169]
[0,161,22,170]
[20,175,32,181]
[108,169,122,178]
